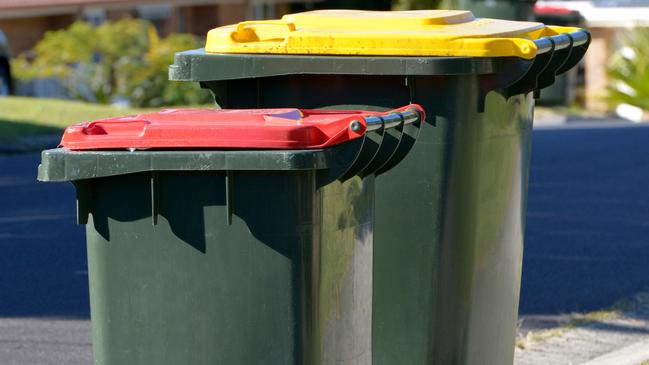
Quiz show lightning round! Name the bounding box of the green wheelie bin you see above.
[38,105,424,365]
[169,9,589,365]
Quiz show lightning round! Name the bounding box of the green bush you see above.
[606,27,649,111]
[12,19,212,107]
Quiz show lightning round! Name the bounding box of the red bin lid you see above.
[60,106,422,151]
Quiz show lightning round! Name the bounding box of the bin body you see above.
[39,148,377,365]
[168,9,588,364]
[197,73,533,365]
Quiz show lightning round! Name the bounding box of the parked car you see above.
[0,29,12,96]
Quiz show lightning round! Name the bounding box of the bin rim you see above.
[37,148,341,182]
[169,49,525,82]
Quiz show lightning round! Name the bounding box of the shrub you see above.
[606,27,649,111]
[12,19,212,107]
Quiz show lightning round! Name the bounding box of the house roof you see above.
[0,0,306,19]
[0,0,153,9]
[0,0,274,9]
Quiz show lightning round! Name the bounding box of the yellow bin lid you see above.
[205,10,580,60]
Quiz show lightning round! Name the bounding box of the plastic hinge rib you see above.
[317,107,423,186]
[501,29,591,99]
[503,38,555,98]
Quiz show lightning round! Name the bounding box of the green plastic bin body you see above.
[169,37,587,364]
[38,147,381,365]
[206,74,532,365]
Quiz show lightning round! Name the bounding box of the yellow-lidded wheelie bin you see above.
[169,10,590,364]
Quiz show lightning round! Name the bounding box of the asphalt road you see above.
[520,122,649,332]
[0,152,90,364]
[1,121,649,362]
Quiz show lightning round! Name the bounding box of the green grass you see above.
[0,96,155,140]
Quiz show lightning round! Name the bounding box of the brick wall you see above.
[216,3,249,27]
[584,27,615,113]
[0,14,76,55]
[174,3,251,36]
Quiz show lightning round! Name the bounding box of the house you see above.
[535,0,649,116]
[0,0,313,56]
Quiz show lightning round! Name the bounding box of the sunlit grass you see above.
[0,96,155,140]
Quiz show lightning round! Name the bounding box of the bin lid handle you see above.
[233,20,296,43]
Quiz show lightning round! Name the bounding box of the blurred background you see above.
[0,0,646,116]
[0,0,647,118]
[1,0,649,364]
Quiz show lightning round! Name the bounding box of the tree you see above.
[12,19,212,107]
